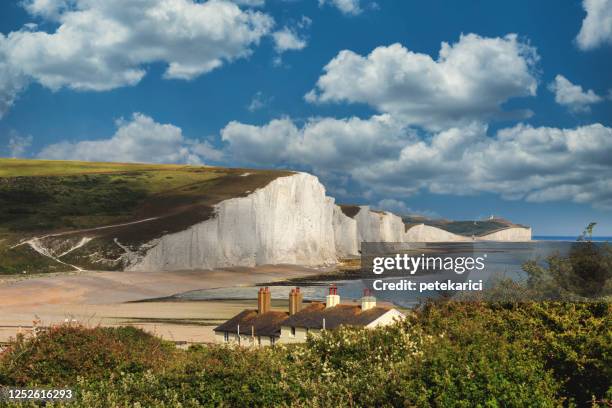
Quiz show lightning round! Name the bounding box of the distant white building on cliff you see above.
[213,285,404,346]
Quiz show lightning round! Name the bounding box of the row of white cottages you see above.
[214,285,405,346]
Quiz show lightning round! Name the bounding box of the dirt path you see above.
[9,216,162,271]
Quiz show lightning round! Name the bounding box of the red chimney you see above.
[289,287,303,315]
[257,287,271,314]
[326,284,340,308]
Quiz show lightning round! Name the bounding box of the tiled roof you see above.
[213,309,289,337]
[281,302,393,330]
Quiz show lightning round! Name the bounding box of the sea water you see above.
[176,238,610,308]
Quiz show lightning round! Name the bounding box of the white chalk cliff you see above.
[129,172,531,271]
[130,173,337,271]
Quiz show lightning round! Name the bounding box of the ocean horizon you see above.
[534,235,612,242]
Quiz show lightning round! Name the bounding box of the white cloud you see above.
[548,74,603,113]
[0,0,273,115]
[576,0,612,50]
[247,91,272,111]
[306,34,539,130]
[221,116,612,209]
[0,39,29,118]
[318,0,362,15]
[38,113,222,164]
[7,132,33,157]
[221,114,413,171]
[22,0,73,20]
[272,26,307,53]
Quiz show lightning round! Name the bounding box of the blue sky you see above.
[0,0,611,235]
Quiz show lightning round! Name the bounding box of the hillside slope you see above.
[0,159,292,273]
[0,159,531,273]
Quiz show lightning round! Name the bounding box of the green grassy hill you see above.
[0,159,293,274]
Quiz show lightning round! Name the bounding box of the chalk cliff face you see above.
[354,206,405,246]
[332,206,358,258]
[130,173,337,271]
[403,224,472,242]
[129,172,532,271]
[477,227,532,241]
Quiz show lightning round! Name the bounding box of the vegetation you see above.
[0,159,292,274]
[523,223,612,300]
[1,301,609,407]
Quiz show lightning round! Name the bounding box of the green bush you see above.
[0,325,175,386]
[523,224,612,300]
[0,302,609,407]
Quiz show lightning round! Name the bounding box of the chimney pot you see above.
[326,284,340,308]
[289,286,303,315]
[361,290,376,311]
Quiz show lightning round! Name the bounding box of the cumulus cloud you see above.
[306,34,539,130]
[272,27,307,53]
[22,0,73,20]
[548,74,603,113]
[0,0,273,115]
[318,0,362,15]
[0,41,29,118]
[38,113,222,164]
[221,115,612,209]
[576,0,612,50]
[221,114,413,172]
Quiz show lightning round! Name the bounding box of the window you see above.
[291,326,296,336]
[271,337,276,345]
[224,332,229,342]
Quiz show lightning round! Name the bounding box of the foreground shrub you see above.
[0,302,609,407]
[412,301,611,406]
[0,325,175,386]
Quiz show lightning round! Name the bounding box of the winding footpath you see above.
[9,216,161,272]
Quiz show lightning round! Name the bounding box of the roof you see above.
[281,302,393,330]
[213,309,289,337]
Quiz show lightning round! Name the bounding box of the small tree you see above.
[523,223,612,299]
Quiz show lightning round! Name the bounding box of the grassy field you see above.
[0,159,293,273]
[0,159,190,177]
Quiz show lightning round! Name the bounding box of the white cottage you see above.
[214,285,405,346]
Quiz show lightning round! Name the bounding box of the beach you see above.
[0,265,326,344]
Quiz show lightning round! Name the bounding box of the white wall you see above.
[279,325,310,344]
[215,331,276,347]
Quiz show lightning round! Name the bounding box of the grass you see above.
[0,159,293,273]
[0,159,190,178]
